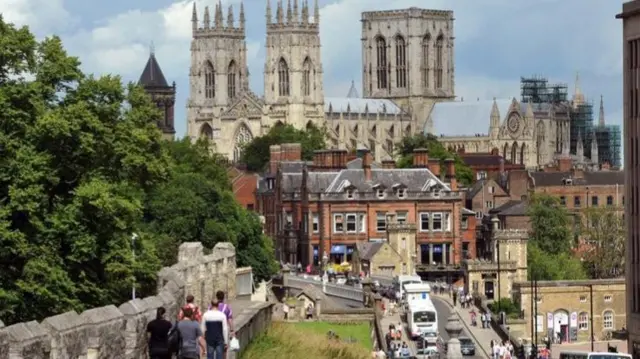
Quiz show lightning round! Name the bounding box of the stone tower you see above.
[138,48,176,140]
[360,8,455,133]
[386,215,417,275]
[264,0,325,128]
[186,1,248,141]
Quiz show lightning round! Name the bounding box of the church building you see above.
[138,49,176,140]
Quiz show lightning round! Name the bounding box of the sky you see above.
[1,0,626,138]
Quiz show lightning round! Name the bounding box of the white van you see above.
[392,274,422,301]
[403,282,431,310]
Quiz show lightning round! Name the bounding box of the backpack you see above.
[179,304,202,322]
[168,323,182,355]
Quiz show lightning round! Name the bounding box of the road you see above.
[432,296,484,359]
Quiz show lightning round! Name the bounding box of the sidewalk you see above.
[379,298,419,355]
[434,293,500,359]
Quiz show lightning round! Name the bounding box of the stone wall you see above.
[0,242,237,359]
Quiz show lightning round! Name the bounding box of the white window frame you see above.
[485,201,494,209]
[345,213,357,233]
[376,212,387,232]
[603,310,614,330]
[312,213,319,233]
[604,295,612,302]
[358,214,366,233]
[578,312,588,330]
[477,171,487,180]
[333,214,344,233]
[419,212,430,232]
[461,216,468,230]
[286,212,293,225]
[475,211,483,219]
[346,189,355,199]
[444,212,451,231]
[488,186,495,194]
[432,213,443,231]
[579,295,587,303]
[376,189,385,199]
[396,211,408,224]
[397,188,406,199]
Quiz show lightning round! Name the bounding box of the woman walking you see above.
[147,307,173,359]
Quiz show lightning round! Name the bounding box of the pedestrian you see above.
[453,291,458,306]
[202,300,229,359]
[147,307,172,359]
[306,304,314,319]
[481,313,487,328]
[282,302,289,320]
[216,291,234,359]
[176,307,206,359]
[178,294,203,323]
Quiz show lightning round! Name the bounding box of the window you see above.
[603,310,614,330]
[432,213,443,231]
[579,295,587,303]
[395,35,407,88]
[461,217,468,230]
[435,35,444,89]
[358,214,366,233]
[477,171,487,180]
[560,196,566,206]
[312,213,319,233]
[420,213,430,231]
[607,195,614,206]
[247,204,254,211]
[488,186,495,194]
[285,212,292,225]
[475,212,483,219]
[278,58,290,96]
[401,237,406,249]
[396,211,407,224]
[346,189,355,199]
[578,312,588,330]
[346,214,357,233]
[375,36,387,89]
[574,196,581,207]
[227,60,237,100]
[204,61,215,98]
[421,34,430,89]
[333,214,344,233]
[376,212,387,232]
[302,57,312,96]
[592,196,599,206]
[485,201,494,209]
[376,189,385,199]
[397,188,406,198]
[604,295,612,302]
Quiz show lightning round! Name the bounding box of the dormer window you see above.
[376,189,385,199]
[397,188,406,199]
[346,189,355,199]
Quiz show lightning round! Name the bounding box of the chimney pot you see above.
[412,148,429,168]
[428,159,441,177]
[269,145,282,174]
[363,150,373,181]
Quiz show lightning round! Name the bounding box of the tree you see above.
[527,193,574,254]
[528,243,587,281]
[0,17,166,323]
[239,122,326,172]
[395,134,473,186]
[579,207,625,279]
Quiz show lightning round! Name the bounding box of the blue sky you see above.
[1,0,625,138]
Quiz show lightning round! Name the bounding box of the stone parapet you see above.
[0,241,243,359]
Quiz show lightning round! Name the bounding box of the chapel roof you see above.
[139,53,169,88]
[324,97,405,115]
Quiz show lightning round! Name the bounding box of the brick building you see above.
[459,151,525,182]
[228,167,259,211]
[256,145,478,281]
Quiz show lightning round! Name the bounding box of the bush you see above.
[488,298,520,316]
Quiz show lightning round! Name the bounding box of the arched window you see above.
[395,35,407,88]
[435,35,444,89]
[422,34,431,89]
[233,124,253,162]
[520,143,526,165]
[278,58,290,96]
[200,123,213,140]
[302,57,312,96]
[603,310,614,330]
[375,36,387,89]
[511,142,518,163]
[503,143,510,159]
[228,60,237,100]
[405,124,411,136]
[204,61,215,99]
[578,312,588,330]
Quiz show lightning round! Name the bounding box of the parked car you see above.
[460,337,476,356]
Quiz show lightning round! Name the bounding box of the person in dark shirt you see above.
[147,307,173,359]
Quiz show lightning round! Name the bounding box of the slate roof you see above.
[324,168,449,193]
[460,154,511,167]
[346,157,381,169]
[529,171,624,187]
[324,97,405,115]
[355,242,385,261]
[139,53,169,88]
[467,179,487,199]
[280,161,306,173]
[461,208,476,215]
[491,200,528,216]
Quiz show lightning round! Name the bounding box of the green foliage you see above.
[489,298,521,317]
[239,122,327,172]
[527,193,574,254]
[527,242,587,281]
[579,207,625,279]
[395,134,473,186]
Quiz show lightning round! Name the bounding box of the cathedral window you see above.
[375,36,387,89]
[302,57,312,96]
[395,35,407,88]
[200,123,214,140]
[435,35,444,89]
[228,60,237,101]
[422,34,431,89]
[204,61,215,99]
[278,58,290,97]
[233,124,253,162]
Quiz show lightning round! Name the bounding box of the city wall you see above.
[0,242,241,359]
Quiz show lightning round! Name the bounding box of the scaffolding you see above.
[594,125,622,168]
[520,76,568,104]
[569,102,594,157]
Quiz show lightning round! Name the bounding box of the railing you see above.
[285,274,364,302]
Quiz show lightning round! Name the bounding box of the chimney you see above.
[572,168,584,179]
[413,148,429,168]
[269,145,282,174]
[281,143,302,161]
[313,149,348,171]
[382,160,396,169]
[445,158,457,190]
[428,159,441,177]
[557,155,572,172]
[362,150,373,182]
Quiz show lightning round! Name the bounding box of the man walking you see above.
[177,307,206,359]
[202,300,229,359]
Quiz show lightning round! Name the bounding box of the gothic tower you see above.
[361,8,455,134]
[264,0,325,129]
[138,48,176,140]
[186,1,248,141]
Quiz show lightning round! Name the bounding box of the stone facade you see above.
[513,279,626,343]
[0,242,270,359]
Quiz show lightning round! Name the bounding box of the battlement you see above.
[361,7,453,21]
[266,0,320,33]
[192,2,245,37]
[0,242,240,358]
[266,22,319,33]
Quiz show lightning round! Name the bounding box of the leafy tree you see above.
[395,134,473,186]
[528,243,587,281]
[579,207,625,279]
[527,193,574,254]
[240,122,326,172]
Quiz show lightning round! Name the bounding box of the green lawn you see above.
[293,321,373,349]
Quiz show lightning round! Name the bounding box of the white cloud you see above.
[0,0,71,33]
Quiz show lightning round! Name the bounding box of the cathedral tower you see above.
[361,8,455,133]
[263,0,325,128]
[187,1,249,141]
[138,48,176,140]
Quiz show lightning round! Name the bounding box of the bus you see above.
[393,275,422,301]
[403,282,431,310]
[407,300,438,341]
[559,352,631,359]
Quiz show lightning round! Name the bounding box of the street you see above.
[432,296,485,359]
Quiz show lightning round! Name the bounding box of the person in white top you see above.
[282,303,289,320]
[202,301,229,359]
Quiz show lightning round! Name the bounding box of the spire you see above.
[302,0,309,24]
[287,0,292,23]
[347,80,359,98]
[215,0,223,28]
[525,99,534,118]
[266,0,272,24]
[314,0,319,24]
[573,71,585,107]
[599,95,605,126]
[591,131,599,165]
[293,0,299,23]
[240,2,245,29]
[577,132,584,162]
[490,98,500,127]
[203,6,211,29]
[192,2,198,31]
[277,0,284,24]
[149,41,155,56]
[139,51,169,88]
[227,5,234,28]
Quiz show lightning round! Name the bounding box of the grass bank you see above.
[241,322,373,359]
[294,321,372,348]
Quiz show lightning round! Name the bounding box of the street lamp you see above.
[588,284,595,351]
[131,232,138,300]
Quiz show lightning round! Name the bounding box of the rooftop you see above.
[139,53,169,88]
[529,171,624,187]
[325,97,405,115]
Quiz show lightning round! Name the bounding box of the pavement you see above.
[379,297,420,355]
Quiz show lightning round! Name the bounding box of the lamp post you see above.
[589,284,595,351]
[131,232,138,300]
[496,239,501,314]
